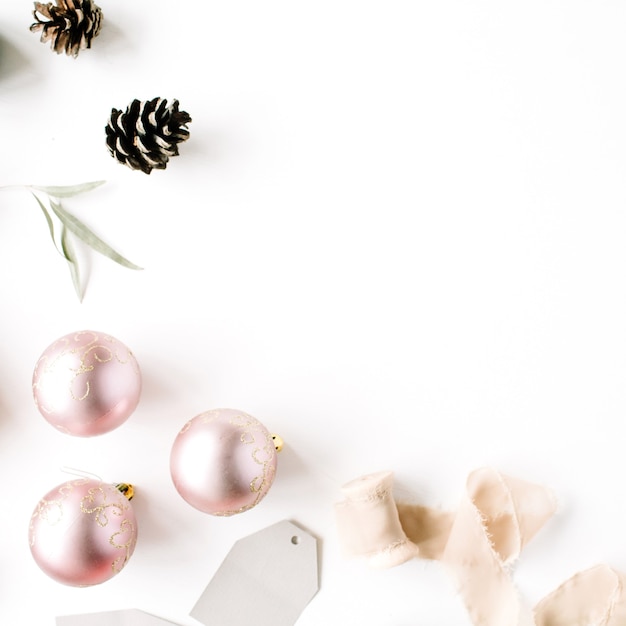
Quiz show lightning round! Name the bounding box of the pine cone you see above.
[106,98,192,174]
[30,0,103,58]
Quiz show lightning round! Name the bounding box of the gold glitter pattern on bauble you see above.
[80,484,129,527]
[110,518,136,573]
[217,410,276,517]
[28,478,89,546]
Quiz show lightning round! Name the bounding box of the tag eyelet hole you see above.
[291,535,300,545]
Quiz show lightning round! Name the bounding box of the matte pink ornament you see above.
[28,478,138,586]
[32,330,142,436]
[170,408,279,516]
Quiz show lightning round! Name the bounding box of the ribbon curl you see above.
[335,469,626,626]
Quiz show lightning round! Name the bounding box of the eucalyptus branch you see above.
[0,181,142,301]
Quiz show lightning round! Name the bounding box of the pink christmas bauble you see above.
[170,408,278,516]
[32,330,142,436]
[28,478,138,586]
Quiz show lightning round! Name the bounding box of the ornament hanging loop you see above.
[59,466,103,482]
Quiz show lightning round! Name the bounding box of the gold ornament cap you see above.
[115,483,134,500]
[272,434,284,452]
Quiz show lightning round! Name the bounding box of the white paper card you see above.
[191,520,319,626]
[56,609,181,626]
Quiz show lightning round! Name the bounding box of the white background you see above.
[1,1,626,624]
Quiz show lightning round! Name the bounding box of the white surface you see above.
[1,2,626,624]
[57,609,181,626]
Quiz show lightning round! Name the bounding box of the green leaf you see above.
[49,200,143,271]
[31,192,69,261]
[60,225,83,302]
[30,180,106,198]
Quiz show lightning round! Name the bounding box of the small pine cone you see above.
[30,0,103,58]
[105,98,192,174]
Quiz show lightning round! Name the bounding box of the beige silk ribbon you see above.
[335,469,626,626]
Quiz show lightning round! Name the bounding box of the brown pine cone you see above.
[105,98,192,174]
[30,0,103,58]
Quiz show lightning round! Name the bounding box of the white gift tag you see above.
[191,520,319,626]
[56,609,181,626]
